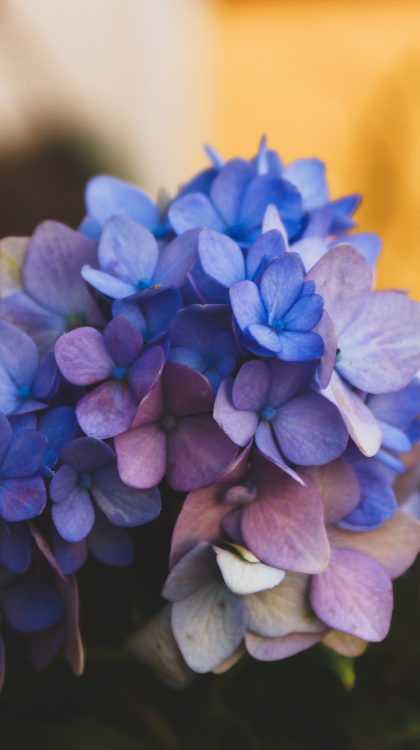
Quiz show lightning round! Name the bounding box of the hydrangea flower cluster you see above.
[0,136,420,691]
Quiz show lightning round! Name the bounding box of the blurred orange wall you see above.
[213,0,420,297]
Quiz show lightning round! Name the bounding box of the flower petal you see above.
[230,280,266,333]
[242,454,329,573]
[322,370,382,457]
[114,423,167,489]
[243,571,324,637]
[337,291,420,393]
[154,228,200,287]
[171,580,246,673]
[76,381,138,439]
[55,327,115,385]
[306,244,372,336]
[302,458,360,526]
[246,229,287,282]
[169,193,226,234]
[273,392,348,465]
[260,253,304,323]
[310,548,393,641]
[162,363,215,418]
[328,509,420,579]
[1,429,47,478]
[245,630,327,661]
[232,360,270,412]
[85,175,159,229]
[210,158,254,227]
[213,377,258,446]
[166,414,238,491]
[51,487,95,543]
[198,230,245,287]
[214,545,285,595]
[23,221,102,321]
[1,576,65,633]
[91,463,161,526]
[254,421,305,485]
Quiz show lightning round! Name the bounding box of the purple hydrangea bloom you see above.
[0,320,59,415]
[114,363,238,491]
[230,253,324,361]
[50,437,161,543]
[0,222,105,356]
[214,359,348,479]
[81,215,199,299]
[169,157,304,246]
[81,174,169,242]
[55,316,165,438]
[167,307,239,393]
[0,412,46,522]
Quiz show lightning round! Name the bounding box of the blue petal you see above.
[240,175,303,231]
[1,430,47,478]
[37,406,79,451]
[32,352,59,399]
[168,193,226,235]
[188,258,230,304]
[0,364,20,415]
[0,521,31,573]
[282,293,324,332]
[9,414,37,436]
[339,456,397,530]
[248,324,282,353]
[91,463,161,526]
[112,296,147,332]
[52,530,88,574]
[204,144,225,170]
[81,267,136,299]
[292,237,328,272]
[377,421,411,452]
[374,448,406,473]
[230,280,266,333]
[154,228,200,287]
[282,158,329,211]
[85,175,159,230]
[98,215,159,288]
[0,320,38,389]
[210,158,254,227]
[87,518,134,566]
[0,414,13,465]
[259,253,304,323]
[368,380,420,428]
[145,288,183,339]
[169,307,223,356]
[198,229,245,287]
[1,576,65,633]
[78,215,102,242]
[275,331,324,362]
[51,487,95,543]
[246,230,287,282]
[0,477,46,521]
[177,167,218,198]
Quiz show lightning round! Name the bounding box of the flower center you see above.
[160,414,177,431]
[112,367,127,380]
[272,318,284,333]
[261,405,277,421]
[79,473,91,488]
[206,356,216,368]
[137,279,152,291]
[18,386,31,399]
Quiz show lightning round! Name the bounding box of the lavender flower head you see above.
[0,136,418,691]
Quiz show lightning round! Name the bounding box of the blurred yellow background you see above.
[0,0,419,294]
